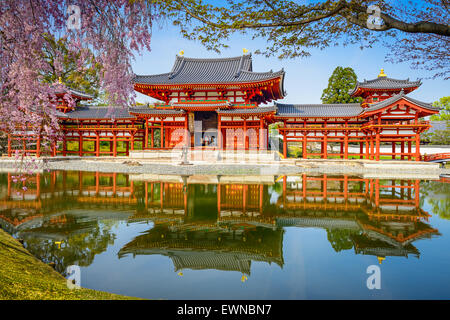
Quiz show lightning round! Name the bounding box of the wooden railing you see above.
[422,153,450,162]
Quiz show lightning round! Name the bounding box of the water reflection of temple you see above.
[0,171,440,274]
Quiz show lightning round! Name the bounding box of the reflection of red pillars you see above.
[217,184,221,214]
[243,185,248,214]
[7,173,11,197]
[414,180,420,208]
[145,182,148,208]
[184,187,188,214]
[160,182,163,210]
[95,172,99,194]
[344,175,348,201]
[375,179,380,207]
[36,174,41,197]
[323,174,327,199]
[302,174,307,198]
[259,185,263,213]
[112,173,117,194]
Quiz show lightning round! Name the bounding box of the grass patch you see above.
[0,229,138,300]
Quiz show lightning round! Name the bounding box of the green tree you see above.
[430,96,450,121]
[41,34,102,98]
[321,67,363,104]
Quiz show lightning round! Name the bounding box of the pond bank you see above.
[0,156,446,179]
[0,228,135,300]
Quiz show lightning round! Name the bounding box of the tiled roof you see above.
[216,106,277,115]
[362,92,439,113]
[129,107,185,115]
[349,76,421,95]
[217,106,277,115]
[134,54,285,85]
[171,101,231,109]
[275,102,363,118]
[59,106,133,119]
[55,87,94,100]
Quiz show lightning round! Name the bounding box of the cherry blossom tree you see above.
[0,0,154,159]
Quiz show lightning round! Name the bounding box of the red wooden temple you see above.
[5,55,440,160]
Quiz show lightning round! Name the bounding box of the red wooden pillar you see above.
[144,118,148,150]
[375,131,380,161]
[36,135,41,158]
[113,133,117,157]
[360,141,363,159]
[400,141,405,160]
[365,138,369,159]
[323,134,328,159]
[218,115,222,149]
[243,117,248,150]
[79,133,83,157]
[7,134,11,157]
[126,140,129,156]
[62,136,67,157]
[151,127,154,148]
[392,142,396,159]
[408,140,412,161]
[95,133,100,157]
[302,135,307,159]
[415,133,420,161]
[344,134,348,159]
[259,118,264,150]
[340,141,344,159]
[131,132,135,151]
[283,130,287,158]
[161,119,165,149]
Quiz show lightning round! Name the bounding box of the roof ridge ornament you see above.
[378,68,387,77]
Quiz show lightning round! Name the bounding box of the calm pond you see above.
[1,171,449,299]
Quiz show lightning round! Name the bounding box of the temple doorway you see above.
[193,111,218,147]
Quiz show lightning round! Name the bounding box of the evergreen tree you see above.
[321,67,362,104]
[430,96,450,121]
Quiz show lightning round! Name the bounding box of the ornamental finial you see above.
[243,48,249,54]
[378,68,387,77]
[377,256,385,264]
[179,50,184,56]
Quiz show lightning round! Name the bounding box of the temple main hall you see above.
[6,54,440,160]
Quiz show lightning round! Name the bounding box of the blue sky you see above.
[132,22,449,105]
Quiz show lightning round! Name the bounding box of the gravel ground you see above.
[0,157,447,178]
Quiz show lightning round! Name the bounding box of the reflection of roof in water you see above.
[118,224,284,273]
[351,234,420,258]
